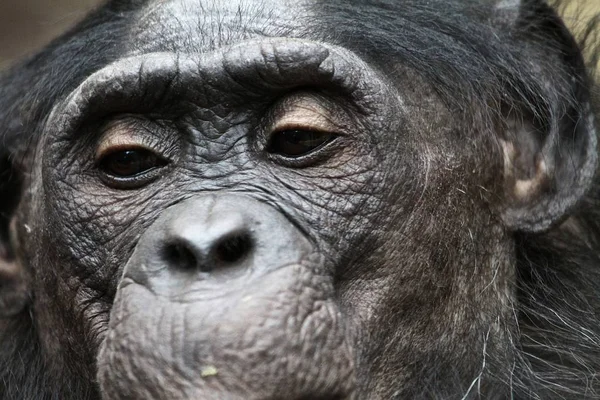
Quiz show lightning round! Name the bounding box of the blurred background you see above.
[0,0,99,69]
[0,0,599,70]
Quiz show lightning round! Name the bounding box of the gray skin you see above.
[1,0,596,399]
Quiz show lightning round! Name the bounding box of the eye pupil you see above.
[100,149,164,178]
[268,129,335,158]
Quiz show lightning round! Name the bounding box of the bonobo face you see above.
[32,38,420,398]
[6,0,594,399]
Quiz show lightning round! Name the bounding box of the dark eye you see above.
[98,148,167,178]
[267,130,336,158]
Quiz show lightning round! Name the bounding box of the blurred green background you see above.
[0,0,598,69]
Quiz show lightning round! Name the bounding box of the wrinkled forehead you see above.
[127,0,312,54]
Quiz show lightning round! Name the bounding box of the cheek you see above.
[39,170,182,292]
[333,124,510,391]
[14,167,153,355]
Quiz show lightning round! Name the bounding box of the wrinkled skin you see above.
[0,0,599,399]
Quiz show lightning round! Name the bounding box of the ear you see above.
[0,157,30,317]
[490,0,598,232]
[0,251,29,318]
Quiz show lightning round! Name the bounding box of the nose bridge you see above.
[124,193,313,297]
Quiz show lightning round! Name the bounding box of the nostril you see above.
[213,232,254,266]
[162,231,254,273]
[163,243,200,272]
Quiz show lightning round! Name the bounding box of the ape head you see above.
[0,0,599,399]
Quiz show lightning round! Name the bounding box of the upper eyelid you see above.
[266,94,349,136]
[95,119,171,160]
[96,136,155,160]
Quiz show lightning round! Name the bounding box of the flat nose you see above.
[125,194,313,294]
[163,208,254,273]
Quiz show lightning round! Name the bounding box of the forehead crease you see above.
[127,0,311,54]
